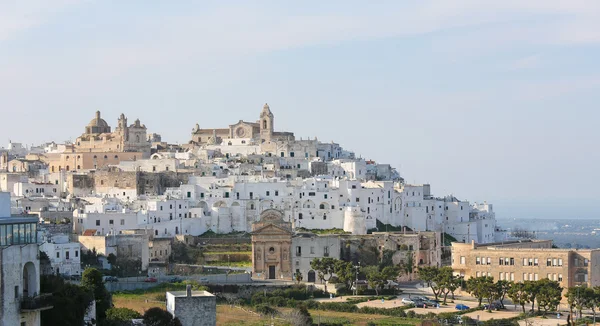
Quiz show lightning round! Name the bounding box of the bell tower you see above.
[260,103,274,141]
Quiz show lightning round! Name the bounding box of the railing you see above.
[21,293,53,312]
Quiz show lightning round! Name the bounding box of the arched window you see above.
[114,155,118,159]
[263,120,267,129]
[66,166,70,171]
[319,204,325,209]
[77,165,81,170]
[104,155,108,159]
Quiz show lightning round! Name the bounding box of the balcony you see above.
[21,293,53,312]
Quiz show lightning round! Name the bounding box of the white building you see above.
[291,233,341,283]
[39,234,81,277]
[0,192,49,326]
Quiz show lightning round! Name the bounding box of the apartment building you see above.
[452,240,600,291]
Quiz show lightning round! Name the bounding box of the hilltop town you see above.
[1,105,597,326]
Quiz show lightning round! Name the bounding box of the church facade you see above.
[190,103,295,146]
[250,209,293,280]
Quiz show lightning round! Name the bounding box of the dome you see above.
[85,111,111,134]
[87,111,109,128]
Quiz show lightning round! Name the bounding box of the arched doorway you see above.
[23,262,37,298]
[308,270,316,283]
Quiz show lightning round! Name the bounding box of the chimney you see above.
[186,284,192,297]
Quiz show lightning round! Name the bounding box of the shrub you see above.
[255,304,278,316]
[407,310,416,318]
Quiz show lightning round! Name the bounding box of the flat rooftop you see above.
[167,290,214,298]
[0,217,38,225]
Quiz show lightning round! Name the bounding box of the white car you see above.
[401,298,414,305]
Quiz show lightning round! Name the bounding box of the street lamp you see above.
[353,262,361,296]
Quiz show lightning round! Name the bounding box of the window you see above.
[523,258,527,266]
[269,247,275,253]
[249,192,253,199]
[266,191,270,196]
[250,204,255,210]
[96,220,100,226]
[356,197,360,202]
[225,192,229,198]
[66,251,70,259]
[170,204,173,209]
[534,273,539,281]
[476,257,481,265]
[487,257,491,265]
[499,258,504,265]
[120,219,124,225]
[179,204,182,209]
[528,258,533,266]
[75,250,79,257]
[476,272,480,277]
[547,258,551,266]
[109,220,114,225]
[460,256,465,265]
[298,213,303,219]
[558,258,563,266]
[523,273,527,281]
[558,274,563,281]
[509,258,514,265]
[187,191,191,198]
[56,252,60,258]
[553,258,557,266]
[324,194,328,199]
[15,286,19,299]
[511,273,514,281]
[296,246,302,256]
[324,246,329,256]
[534,258,538,266]
[308,192,315,196]
[275,191,279,196]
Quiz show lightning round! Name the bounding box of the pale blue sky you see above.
[1,1,599,219]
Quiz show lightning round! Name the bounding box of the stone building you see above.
[78,229,150,270]
[75,111,151,153]
[452,240,600,300]
[251,209,293,280]
[291,233,341,282]
[190,103,295,146]
[166,286,216,326]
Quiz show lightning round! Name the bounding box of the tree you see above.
[418,266,444,301]
[107,253,117,266]
[310,257,336,291]
[524,281,541,312]
[39,251,53,275]
[465,276,495,307]
[535,279,562,313]
[508,282,530,313]
[143,307,182,326]
[294,271,303,284]
[495,280,511,308]
[81,267,112,323]
[379,249,395,270]
[333,260,355,290]
[40,275,94,326]
[400,251,414,280]
[285,304,312,326]
[81,247,100,267]
[436,267,457,304]
[365,265,398,296]
[105,307,142,326]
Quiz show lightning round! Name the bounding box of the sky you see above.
[0,1,599,219]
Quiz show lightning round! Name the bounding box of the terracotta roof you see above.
[82,229,97,236]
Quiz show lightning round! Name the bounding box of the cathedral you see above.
[75,111,151,153]
[190,103,295,146]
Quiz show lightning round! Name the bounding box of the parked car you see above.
[424,299,440,307]
[144,277,157,283]
[455,304,470,310]
[102,276,118,283]
[401,298,414,305]
[199,277,209,283]
[482,303,501,311]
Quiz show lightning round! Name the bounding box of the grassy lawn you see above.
[203,251,252,255]
[206,261,252,267]
[112,289,421,325]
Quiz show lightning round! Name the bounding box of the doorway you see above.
[308,270,316,283]
[268,266,276,279]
